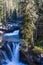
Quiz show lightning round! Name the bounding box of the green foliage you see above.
[33,46,43,53]
[0,0,5,23]
[0,0,3,19]
[20,0,38,46]
[35,37,43,48]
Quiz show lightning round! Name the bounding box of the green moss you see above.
[35,37,43,48]
[33,46,43,53]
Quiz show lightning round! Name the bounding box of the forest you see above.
[0,0,43,65]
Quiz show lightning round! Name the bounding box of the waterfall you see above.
[14,43,20,62]
[0,42,26,65]
[0,30,27,65]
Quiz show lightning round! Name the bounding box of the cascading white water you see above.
[14,43,19,62]
[0,30,27,65]
[7,42,26,65]
[0,42,26,65]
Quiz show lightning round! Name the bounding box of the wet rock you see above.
[20,50,29,65]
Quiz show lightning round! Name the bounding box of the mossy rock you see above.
[33,46,43,53]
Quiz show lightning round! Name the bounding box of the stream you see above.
[0,30,27,65]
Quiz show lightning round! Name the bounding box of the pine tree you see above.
[0,0,6,23]
[19,0,38,47]
[0,0,3,21]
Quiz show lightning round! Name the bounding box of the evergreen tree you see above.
[20,0,38,47]
[0,0,3,21]
[0,0,6,23]
[11,9,17,21]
